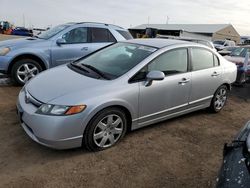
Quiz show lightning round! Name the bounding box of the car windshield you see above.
[230,47,245,56]
[213,41,224,45]
[75,43,157,79]
[38,24,70,39]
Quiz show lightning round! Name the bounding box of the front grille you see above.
[25,90,43,107]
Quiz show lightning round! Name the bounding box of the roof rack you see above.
[74,22,123,29]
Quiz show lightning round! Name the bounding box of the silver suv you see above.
[0,22,132,85]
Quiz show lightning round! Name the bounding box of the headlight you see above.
[0,47,10,56]
[36,104,86,115]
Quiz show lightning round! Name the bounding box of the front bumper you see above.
[16,89,88,149]
[0,55,12,74]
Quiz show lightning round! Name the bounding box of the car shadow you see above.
[231,83,250,101]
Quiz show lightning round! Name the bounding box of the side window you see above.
[91,28,116,43]
[148,48,188,75]
[62,27,88,44]
[130,49,188,83]
[214,55,220,66]
[191,48,214,71]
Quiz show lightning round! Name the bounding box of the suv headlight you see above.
[36,104,86,115]
[0,47,10,56]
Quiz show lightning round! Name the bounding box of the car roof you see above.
[123,38,196,49]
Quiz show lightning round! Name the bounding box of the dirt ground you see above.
[0,81,249,188]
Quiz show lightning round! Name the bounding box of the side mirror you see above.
[145,71,165,87]
[56,38,66,46]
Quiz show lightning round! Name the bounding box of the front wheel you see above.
[83,108,127,151]
[209,85,228,113]
[11,59,42,86]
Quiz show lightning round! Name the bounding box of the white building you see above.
[129,24,241,44]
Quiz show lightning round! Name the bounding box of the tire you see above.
[11,59,42,86]
[209,85,228,113]
[83,107,127,151]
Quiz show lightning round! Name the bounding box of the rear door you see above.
[51,27,92,66]
[189,47,223,106]
[89,27,117,51]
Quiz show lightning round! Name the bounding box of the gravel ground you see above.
[0,81,249,188]
[0,34,22,41]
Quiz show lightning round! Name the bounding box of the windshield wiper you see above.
[70,62,89,73]
[81,64,110,80]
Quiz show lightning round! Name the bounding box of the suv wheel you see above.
[11,59,42,85]
[83,108,127,151]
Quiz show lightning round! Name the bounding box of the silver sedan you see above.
[17,39,237,151]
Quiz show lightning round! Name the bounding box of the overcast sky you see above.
[1,0,250,35]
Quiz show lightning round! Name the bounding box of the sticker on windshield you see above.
[138,46,157,52]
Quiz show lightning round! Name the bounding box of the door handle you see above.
[211,72,220,77]
[81,47,88,51]
[179,78,190,85]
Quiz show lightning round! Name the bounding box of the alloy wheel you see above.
[214,88,227,111]
[17,63,39,83]
[93,114,124,148]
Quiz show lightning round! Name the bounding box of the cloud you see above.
[1,0,250,35]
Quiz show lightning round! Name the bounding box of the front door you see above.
[51,27,92,67]
[137,48,191,125]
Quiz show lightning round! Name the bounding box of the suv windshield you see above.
[75,43,157,79]
[38,24,70,39]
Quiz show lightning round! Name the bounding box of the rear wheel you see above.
[11,59,42,85]
[83,108,127,151]
[209,85,228,113]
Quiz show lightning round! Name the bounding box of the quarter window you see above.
[91,28,116,43]
[191,48,214,71]
[62,27,88,44]
[214,55,220,66]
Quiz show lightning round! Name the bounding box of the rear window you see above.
[116,30,133,40]
[91,28,116,43]
[192,48,214,71]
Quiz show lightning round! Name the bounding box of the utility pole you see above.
[166,16,170,24]
[23,14,25,27]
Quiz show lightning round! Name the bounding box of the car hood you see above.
[224,56,245,64]
[0,37,44,48]
[26,65,111,104]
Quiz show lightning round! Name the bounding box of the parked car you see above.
[216,121,250,188]
[11,27,33,37]
[157,35,216,50]
[0,22,132,85]
[213,40,236,51]
[218,46,238,56]
[16,39,237,151]
[224,46,250,84]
